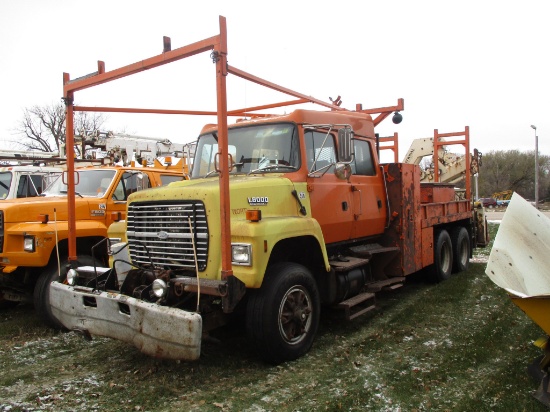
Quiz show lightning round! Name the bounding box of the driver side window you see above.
[304,131,336,172]
[113,180,125,200]
[113,172,151,200]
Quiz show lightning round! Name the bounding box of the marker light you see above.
[246,210,262,222]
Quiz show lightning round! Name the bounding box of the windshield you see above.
[191,123,300,178]
[42,169,117,197]
[17,172,62,198]
[0,172,12,199]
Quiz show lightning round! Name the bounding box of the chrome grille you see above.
[126,201,208,270]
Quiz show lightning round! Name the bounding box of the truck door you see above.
[107,171,152,224]
[306,130,354,243]
[348,139,387,239]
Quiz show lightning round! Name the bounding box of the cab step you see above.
[349,244,400,258]
[335,292,376,321]
[365,277,405,293]
[329,256,370,272]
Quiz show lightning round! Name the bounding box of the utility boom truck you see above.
[49,16,489,364]
[76,130,194,171]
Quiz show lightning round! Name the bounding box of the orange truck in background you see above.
[49,16,489,364]
[0,163,186,321]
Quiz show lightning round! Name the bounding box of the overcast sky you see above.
[1,0,548,162]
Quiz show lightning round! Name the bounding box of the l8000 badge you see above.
[248,196,268,206]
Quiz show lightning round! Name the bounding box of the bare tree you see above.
[12,102,106,154]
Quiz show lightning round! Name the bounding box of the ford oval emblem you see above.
[157,231,169,240]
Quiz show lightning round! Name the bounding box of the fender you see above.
[231,216,330,288]
[2,220,109,268]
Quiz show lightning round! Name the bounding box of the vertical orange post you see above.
[464,126,471,200]
[433,129,440,185]
[379,132,399,163]
[62,73,77,262]
[433,127,472,200]
[215,16,233,280]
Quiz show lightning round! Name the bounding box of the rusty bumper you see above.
[50,281,202,360]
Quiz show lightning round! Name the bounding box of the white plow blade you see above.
[485,193,550,297]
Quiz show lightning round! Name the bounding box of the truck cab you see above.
[0,165,62,200]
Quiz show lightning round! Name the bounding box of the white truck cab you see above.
[0,165,62,200]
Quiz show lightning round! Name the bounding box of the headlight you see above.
[23,235,35,252]
[231,243,252,266]
[66,268,78,286]
[152,279,167,298]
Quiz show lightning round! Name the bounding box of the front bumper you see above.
[50,281,202,360]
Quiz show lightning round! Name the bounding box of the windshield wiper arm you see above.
[248,164,297,175]
[204,170,219,178]
[59,190,83,198]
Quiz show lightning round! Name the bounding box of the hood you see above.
[0,195,108,223]
[128,175,303,218]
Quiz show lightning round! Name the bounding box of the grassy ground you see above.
[0,224,548,411]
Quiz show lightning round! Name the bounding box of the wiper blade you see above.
[58,190,83,198]
[204,170,219,178]
[248,164,297,175]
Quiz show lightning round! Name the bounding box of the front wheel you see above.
[430,230,453,282]
[246,262,320,364]
[34,255,98,329]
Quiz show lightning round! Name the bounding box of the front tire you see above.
[431,230,453,282]
[34,255,98,329]
[246,262,320,364]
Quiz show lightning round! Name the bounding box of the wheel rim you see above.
[278,285,313,345]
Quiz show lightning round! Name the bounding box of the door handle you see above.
[352,186,362,219]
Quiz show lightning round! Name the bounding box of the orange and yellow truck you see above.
[49,16,489,364]
[51,108,489,363]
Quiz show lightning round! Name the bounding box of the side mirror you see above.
[334,163,352,181]
[337,128,353,162]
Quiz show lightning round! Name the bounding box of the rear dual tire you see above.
[451,227,470,273]
[431,230,453,282]
[431,227,470,282]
